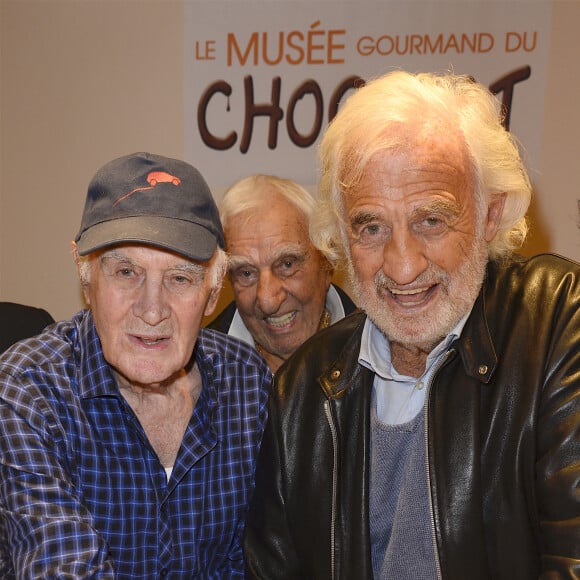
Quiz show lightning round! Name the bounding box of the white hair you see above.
[313,70,532,264]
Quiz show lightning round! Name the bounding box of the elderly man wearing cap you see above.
[0,153,270,578]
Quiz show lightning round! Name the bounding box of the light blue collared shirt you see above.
[359,314,470,425]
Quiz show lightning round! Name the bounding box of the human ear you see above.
[203,285,221,317]
[71,241,91,305]
[484,193,507,242]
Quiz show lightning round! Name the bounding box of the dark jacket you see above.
[244,254,580,579]
[207,284,356,334]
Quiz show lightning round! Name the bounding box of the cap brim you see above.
[76,216,217,261]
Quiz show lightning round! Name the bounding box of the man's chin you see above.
[112,362,181,390]
[370,316,440,348]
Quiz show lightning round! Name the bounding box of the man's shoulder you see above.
[0,314,81,365]
[281,310,366,371]
[503,252,578,270]
[198,327,269,369]
[0,312,87,402]
[487,253,580,296]
[320,308,366,336]
[197,329,272,403]
[479,253,580,341]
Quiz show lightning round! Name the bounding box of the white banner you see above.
[184,1,551,189]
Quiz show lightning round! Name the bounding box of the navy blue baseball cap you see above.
[75,152,225,261]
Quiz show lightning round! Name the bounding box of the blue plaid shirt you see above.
[0,310,270,579]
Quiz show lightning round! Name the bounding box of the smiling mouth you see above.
[264,311,297,328]
[388,285,434,306]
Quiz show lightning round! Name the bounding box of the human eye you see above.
[170,273,194,286]
[273,255,302,278]
[351,215,390,247]
[117,265,136,277]
[114,264,143,285]
[413,204,457,236]
[165,265,205,293]
[231,266,258,288]
[422,215,445,229]
[101,256,143,289]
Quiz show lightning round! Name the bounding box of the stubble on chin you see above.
[347,238,489,350]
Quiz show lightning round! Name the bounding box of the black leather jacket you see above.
[244,254,580,579]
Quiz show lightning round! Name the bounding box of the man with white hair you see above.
[208,174,355,373]
[244,72,580,578]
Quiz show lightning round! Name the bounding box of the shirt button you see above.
[478,365,488,375]
[159,568,168,577]
[416,381,424,390]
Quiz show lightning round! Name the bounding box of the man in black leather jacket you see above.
[244,71,580,579]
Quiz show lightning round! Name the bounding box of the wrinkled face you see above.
[343,125,504,352]
[81,245,219,389]
[226,193,332,365]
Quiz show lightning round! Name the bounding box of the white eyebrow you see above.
[101,249,206,275]
[229,244,308,270]
[173,262,206,277]
[100,249,135,264]
[228,255,254,270]
[350,210,381,228]
[267,244,308,263]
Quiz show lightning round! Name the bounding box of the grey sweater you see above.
[369,404,438,578]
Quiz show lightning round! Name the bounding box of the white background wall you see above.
[1,0,579,323]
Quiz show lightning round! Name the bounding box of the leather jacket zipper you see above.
[324,399,338,580]
[424,350,454,580]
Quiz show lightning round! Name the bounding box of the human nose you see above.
[255,271,286,315]
[382,229,428,285]
[132,277,171,325]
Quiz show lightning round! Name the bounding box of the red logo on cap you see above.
[113,171,181,206]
